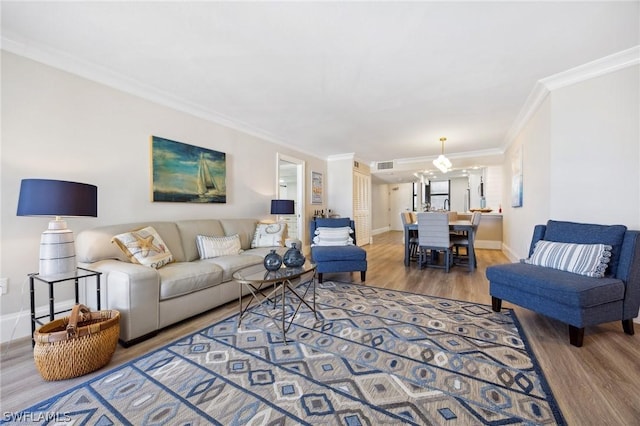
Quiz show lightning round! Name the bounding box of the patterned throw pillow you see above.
[525,240,612,278]
[112,226,173,269]
[196,234,243,259]
[251,223,286,248]
[312,226,354,246]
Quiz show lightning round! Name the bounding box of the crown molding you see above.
[1,34,328,161]
[327,153,355,162]
[503,45,640,151]
[540,45,640,91]
[502,81,550,151]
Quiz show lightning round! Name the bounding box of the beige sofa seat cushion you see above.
[205,254,264,282]
[243,247,288,258]
[158,261,224,301]
[219,219,260,250]
[175,220,225,262]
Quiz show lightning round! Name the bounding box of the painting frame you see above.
[151,136,226,204]
[311,171,323,204]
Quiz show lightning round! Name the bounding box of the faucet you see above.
[443,198,450,211]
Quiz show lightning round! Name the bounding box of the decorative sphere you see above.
[283,243,306,268]
[263,249,283,271]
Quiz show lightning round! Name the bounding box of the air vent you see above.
[377,161,394,170]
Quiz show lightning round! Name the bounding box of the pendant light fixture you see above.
[433,137,452,173]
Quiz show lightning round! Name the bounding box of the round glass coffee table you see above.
[232,261,317,344]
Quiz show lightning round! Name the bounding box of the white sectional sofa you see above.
[76,218,287,346]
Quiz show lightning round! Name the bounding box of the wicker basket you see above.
[33,304,120,381]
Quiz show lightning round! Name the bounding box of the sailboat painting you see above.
[151,136,226,203]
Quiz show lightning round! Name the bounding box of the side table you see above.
[29,267,102,346]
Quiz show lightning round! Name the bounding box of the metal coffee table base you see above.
[237,271,317,344]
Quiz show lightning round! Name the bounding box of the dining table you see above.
[403,219,476,271]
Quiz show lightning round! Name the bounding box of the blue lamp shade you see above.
[17,179,97,277]
[17,179,98,217]
[270,199,295,215]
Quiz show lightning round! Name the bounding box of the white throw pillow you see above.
[312,226,354,246]
[524,240,612,278]
[196,234,243,259]
[112,226,173,269]
[251,223,286,248]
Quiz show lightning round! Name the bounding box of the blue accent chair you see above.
[310,218,367,283]
[486,220,640,347]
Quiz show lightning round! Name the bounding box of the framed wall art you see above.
[311,171,323,204]
[151,136,226,203]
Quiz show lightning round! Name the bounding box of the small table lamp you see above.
[271,200,295,226]
[17,179,98,276]
[270,199,295,221]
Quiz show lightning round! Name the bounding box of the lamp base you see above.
[39,219,76,277]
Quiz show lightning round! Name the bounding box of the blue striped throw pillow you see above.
[525,240,612,278]
[196,234,242,259]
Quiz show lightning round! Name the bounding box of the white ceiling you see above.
[2,2,639,183]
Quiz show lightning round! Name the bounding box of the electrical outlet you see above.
[0,278,7,295]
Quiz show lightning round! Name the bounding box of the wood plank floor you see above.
[2,231,639,424]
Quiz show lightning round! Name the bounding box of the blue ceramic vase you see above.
[283,243,305,268]
[264,249,283,271]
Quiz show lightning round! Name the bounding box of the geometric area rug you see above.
[5,281,565,425]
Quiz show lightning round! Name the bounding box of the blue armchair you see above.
[486,220,640,347]
[310,218,367,283]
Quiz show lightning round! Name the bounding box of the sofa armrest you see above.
[617,231,640,319]
[79,260,160,343]
[528,225,547,257]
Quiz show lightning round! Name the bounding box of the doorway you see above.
[277,154,305,243]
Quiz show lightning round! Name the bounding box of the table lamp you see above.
[270,199,295,221]
[17,179,98,276]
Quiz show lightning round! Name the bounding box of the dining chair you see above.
[417,212,454,272]
[401,212,419,261]
[452,212,481,267]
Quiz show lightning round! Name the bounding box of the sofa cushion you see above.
[543,220,627,276]
[158,261,224,300]
[525,241,612,278]
[77,221,185,263]
[196,234,243,259]
[219,219,261,250]
[243,246,288,258]
[175,220,225,262]
[486,262,625,308]
[205,254,264,282]
[251,223,286,248]
[112,226,174,269]
[311,245,367,262]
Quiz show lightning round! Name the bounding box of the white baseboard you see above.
[371,226,390,236]
[1,298,75,344]
[475,240,502,250]
[500,243,520,262]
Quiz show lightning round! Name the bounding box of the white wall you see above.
[0,52,326,341]
[549,66,639,225]
[502,65,639,261]
[389,183,414,231]
[371,182,390,234]
[326,155,353,218]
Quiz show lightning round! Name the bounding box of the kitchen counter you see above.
[457,212,503,249]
